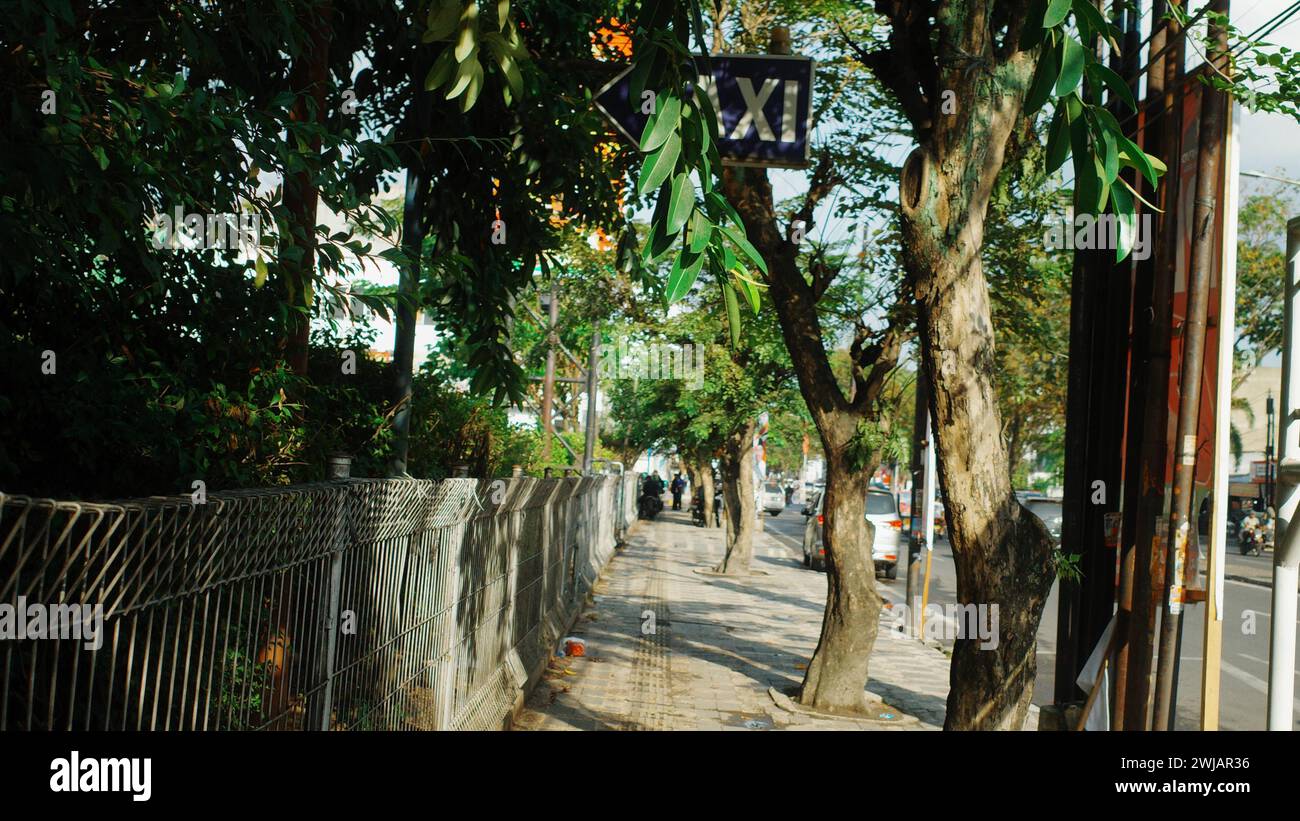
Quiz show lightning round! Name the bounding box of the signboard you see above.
[594,54,814,169]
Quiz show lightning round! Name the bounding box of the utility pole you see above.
[582,325,600,474]
[1121,0,1185,730]
[540,283,558,464]
[1201,91,1241,731]
[1268,215,1300,731]
[1152,0,1230,730]
[906,366,929,636]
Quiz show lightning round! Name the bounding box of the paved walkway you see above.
[514,509,958,731]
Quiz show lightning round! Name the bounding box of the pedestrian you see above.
[670,472,686,511]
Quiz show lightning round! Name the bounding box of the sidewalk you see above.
[513,509,955,731]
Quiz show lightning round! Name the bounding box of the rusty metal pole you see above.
[1110,0,1146,730]
[1152,0,1230,731]
[1123,0,1185,731]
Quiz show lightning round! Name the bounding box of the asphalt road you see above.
[760,504,1300,729]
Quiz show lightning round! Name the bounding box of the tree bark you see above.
[715,420,756,572]
[895,53,1056,727]
[697,459,716,527]
[801,454,881,713]
[281,2,333,376]
[720,165,900,714]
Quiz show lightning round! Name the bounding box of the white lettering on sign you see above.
[696,74,725,136]
[781,80,799,142]
[732,77,779,141]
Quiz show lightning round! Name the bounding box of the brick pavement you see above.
[513,508,963,731]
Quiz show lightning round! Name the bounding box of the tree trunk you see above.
[281,3,333,376]
[715,420,756,573]
[896,59,1056,726]
[699,461,716,527]
[799,452,881,713]
[719,164,900,714]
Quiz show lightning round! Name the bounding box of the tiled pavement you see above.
[513,509,960,731]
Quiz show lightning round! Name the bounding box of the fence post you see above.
[311,486,348,730]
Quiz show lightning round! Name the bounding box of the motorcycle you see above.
[690,501,706,527]
[638,492,663,520]
[1240,523,1262,557]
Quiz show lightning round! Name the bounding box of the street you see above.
[761,504,1300,729]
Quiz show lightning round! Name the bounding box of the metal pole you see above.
[1152,0,1230,730]
[541,283,558,464]
[906,367,929,637]
[1201,96,1241,731]
[1125,0,1185,730]
[1268,215,1300,731]
[582,326,600,474]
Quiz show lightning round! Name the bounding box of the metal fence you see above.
[0,473,640,731]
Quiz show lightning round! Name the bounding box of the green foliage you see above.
[626,0,769,339]
[1023,0,1168,260]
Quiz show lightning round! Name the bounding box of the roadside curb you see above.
[1225,573,1271,588]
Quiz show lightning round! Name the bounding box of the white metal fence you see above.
[0,473,639,731]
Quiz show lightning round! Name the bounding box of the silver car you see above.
[801,489,902,578]
[760,482,787,516]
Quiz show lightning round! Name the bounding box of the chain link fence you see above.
[0,473,639,731]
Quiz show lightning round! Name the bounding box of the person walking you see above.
[670,472,686,511]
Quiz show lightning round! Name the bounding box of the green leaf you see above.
[1024,36,1060,116]
[1072,0,1120,49]
[254,255,268,288]
[1116,133,1159,188]
[1092,114,1119,183]
[637,131,680,196]
[454,3,479,62]
[688,209,712,254]
[1110,180,1136,262]
[1021,0,1050,49]
[666,172,695,236]
[719,223,767,276]
[735,271,761,313]
[665,249,705,303]
[426,1,461,41]
[722,280,741,347]
[1044,0,1072,27]
[1086,62,1137,112]
[424,48,456,91]
[1044,105,1071,174]
[497,0,509,30]
[640,94,681,153]
[1056,35,1084,97]
[445,52,478,99]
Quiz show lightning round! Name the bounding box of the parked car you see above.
[760,482,787,515]
[801,489,902,578]
[1024,497,1063,543]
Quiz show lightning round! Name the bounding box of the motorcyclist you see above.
[1240,508,1261,555]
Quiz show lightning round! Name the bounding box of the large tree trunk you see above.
[720,165,900,714]
[715,420,756,573]
[698,460,716,527]
[895,51,1056,727]
[800,452,881,713]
